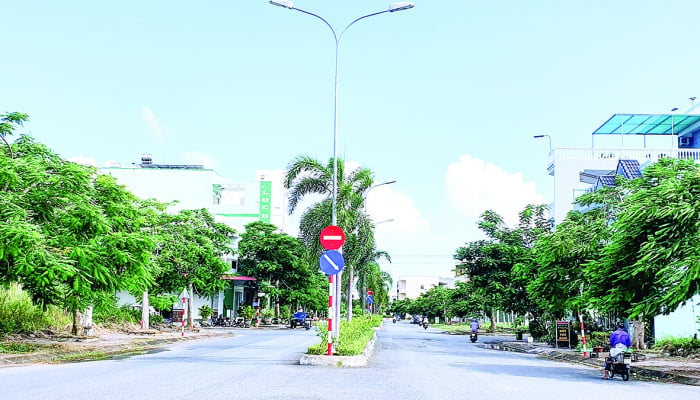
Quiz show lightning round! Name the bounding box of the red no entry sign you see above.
[320,225,345,250]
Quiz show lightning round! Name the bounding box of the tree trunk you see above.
[72,309,85,336]
[489,308,496,333]
[274,279,280,319]
[141,290,150,331]
[346,266,354,321]
[632,319,646,350]
[186,283,194,329]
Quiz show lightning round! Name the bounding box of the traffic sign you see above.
[319,225,345,250]
[319,250,345,275]
[366,295,374,304]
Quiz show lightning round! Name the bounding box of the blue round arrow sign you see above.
[319,250,345,275]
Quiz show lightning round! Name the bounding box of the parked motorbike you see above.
[470,331,478,343]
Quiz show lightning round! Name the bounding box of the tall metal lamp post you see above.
[269,0,415,355]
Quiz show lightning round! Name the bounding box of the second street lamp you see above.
[270,0,415,355]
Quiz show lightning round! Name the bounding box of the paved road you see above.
[1,321,699,400]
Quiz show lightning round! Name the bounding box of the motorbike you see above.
[392,317,397,323]
[290,311,311,330]
[422,320,428,329]
[606,351,632,381]
[470,331,478,343]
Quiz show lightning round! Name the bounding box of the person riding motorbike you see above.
[470,318,480,333]
[604,322,631,379]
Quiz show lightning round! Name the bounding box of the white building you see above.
[101,156,289,320]
[395,275,457,301]
[545,112,700,339]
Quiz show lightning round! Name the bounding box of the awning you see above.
[593,114,700,136]
[221,275,257,281]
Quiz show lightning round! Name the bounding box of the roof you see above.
[597,175,618,187]
[617,159,642,179]
[593,114,700,136]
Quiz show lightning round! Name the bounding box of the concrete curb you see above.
[299,332,377,367]
[488,342,700,386]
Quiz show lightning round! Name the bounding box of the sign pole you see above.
[327,274,334,355]
[319,225,346,356]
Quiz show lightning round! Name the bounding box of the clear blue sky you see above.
[4,1,699,281]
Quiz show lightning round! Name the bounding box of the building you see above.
[545,112,700,339]
[395,275,457,301]
[101,156,289,320]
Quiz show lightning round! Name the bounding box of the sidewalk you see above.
[488,339,700,386]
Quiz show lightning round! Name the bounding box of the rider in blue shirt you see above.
[604,323,631,379]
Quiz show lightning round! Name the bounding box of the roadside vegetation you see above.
[307,315,382,356]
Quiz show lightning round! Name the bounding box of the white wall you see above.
[654,295,700,339]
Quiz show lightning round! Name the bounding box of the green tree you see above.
[284,155,379,321]
[584,159,700,348]
[237,221,326,314]
[0,134,157,334]
[151,208,236,327]
[522,208,610,319]
[0,112,29,159]
[454,205,550,332]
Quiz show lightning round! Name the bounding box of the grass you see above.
[0,342,48,353]
[56,351,109,362]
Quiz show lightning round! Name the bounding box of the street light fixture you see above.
[269,0,414,355]
[533,134,552,153]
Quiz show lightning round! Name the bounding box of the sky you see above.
[4,0,700,285]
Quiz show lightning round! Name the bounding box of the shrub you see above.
[0,283,46,334]
[43,305,72,333]
[307,315,382,356]
[93,298,140,325]
[653,337,700,357]
[198,304,213,320]
[279,305,291,320]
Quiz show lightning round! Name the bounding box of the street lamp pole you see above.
[270,0,415,355]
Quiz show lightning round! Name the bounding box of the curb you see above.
[299,332,377,368]
[488,342,700,386]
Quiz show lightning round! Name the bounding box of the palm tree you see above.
[285,155,376,320]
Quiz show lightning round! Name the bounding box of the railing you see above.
[552,147,700,162]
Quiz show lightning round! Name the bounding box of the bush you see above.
[0,283,46,334]
[279,305,291,320]
[198,304,213,320]
[307,315,382,356]
[653,337,700,357]
[93,298,140,325]
[44,305,72,332]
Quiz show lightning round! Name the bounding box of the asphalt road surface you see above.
[2,321,699,400]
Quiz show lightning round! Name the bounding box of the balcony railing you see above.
[552,147,700,162]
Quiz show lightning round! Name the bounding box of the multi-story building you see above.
[100,155,289,320]
[394,275,457,301]
[544,112,700,339]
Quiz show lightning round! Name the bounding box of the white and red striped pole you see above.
[181,297,186,337]
[327,274,334,355]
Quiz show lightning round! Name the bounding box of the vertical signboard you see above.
[259,181,271,223]
[556,320,571,349]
